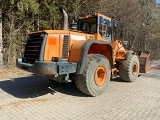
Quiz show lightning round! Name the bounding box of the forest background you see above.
[1,0,160,65]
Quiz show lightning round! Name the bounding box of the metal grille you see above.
[23,33,45,64]
[62,35,69,59]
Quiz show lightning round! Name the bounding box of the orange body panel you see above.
[43,30,69,61]
[111,40,127,63]
[43,30,95,61]
[88,43,113,67]
[44,35,62,61]
[43,29,127,66]
[115,50,127,60]
[69,40,86,62]
[93,33,103,40]
[42,28,127,70]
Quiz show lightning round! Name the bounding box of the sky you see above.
[157,0,160,4]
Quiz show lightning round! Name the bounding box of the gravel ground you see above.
[0,60,159,120]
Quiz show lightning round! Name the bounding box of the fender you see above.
[77,39,114,74]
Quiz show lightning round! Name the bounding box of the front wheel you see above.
[119,54,139,82]
[75,54,111,96]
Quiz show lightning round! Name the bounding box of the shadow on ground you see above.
[0,75,88,99]
[0,73,151,99]
[111,77,125,82]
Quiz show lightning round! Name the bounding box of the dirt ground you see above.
[0,66,31,79]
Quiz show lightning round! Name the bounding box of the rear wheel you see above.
[119,53,139,82]
[75,54,111,96]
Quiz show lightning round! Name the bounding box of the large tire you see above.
[119,53,139,82]
[75,54,111,96]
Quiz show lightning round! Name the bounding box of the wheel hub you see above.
[132,62,138,76]
[94,66,107,86]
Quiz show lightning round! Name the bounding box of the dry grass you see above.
[0,66,31,79]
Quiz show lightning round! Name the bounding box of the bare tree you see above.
[0,9,3,66]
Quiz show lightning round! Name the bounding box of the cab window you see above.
[78,17,97,34]
[98,16,111,37]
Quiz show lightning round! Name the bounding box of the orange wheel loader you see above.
[16,8,150,96]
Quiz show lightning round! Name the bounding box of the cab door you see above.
[98,16,111,42]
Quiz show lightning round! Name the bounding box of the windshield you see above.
[78,17,97,34]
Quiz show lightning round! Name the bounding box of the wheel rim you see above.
[94,66,107,86]
[132,62,138,76]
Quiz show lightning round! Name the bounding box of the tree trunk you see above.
[0,9,3,66]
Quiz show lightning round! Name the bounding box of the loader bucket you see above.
[135,51,151,73]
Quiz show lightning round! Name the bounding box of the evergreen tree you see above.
[1,0,160,65]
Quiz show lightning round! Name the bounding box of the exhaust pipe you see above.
[60,8,68,30]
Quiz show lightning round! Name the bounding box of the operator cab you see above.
[77,14,112,42]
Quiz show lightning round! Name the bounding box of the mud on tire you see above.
[75,54,111,96]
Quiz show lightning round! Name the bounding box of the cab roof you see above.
[78,13,111,21]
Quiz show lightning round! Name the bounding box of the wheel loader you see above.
[16,8,150,96]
